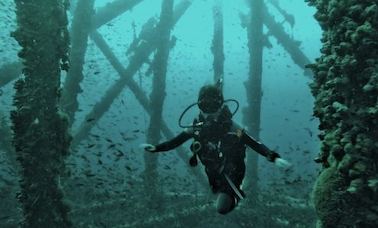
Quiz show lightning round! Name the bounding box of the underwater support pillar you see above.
[145,0,174,204]
[243,0,264,195]
[306,0,378,227]
[73,0,192,147]
[61,0,143,125]
[61,0,95,125]
[71,1,208,189]
[11,0,72,226]
[211,0,224,86]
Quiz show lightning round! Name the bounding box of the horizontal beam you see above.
[92,0,144,29]
[262,6,312,77]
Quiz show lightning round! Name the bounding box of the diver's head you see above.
[197,85,224,114]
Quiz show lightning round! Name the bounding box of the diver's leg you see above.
[216,192,236,215]
[205,168,221,193]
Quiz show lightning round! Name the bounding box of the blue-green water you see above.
[0,0,323,227]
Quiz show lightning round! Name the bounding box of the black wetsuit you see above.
[153,105,280,199]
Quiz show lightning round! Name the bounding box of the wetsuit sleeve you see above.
[240,131,280,162]
[154,129,193,152]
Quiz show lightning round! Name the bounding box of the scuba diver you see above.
[141,83,292,215]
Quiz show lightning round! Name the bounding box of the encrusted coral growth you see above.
[312,166,348,227]
[306,0,378,227]
[11,0,72,227]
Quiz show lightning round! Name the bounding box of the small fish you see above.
[86,118,95,122]
[80,155,89,161]
[114,150,124,157]
[304,128,313,137]
[87,144,95,148]
[90,133,100,138]
[122,136,137,141]
[84,172,95,177]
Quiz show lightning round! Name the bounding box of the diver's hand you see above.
[274,158,293,170]
[139,143,156,152]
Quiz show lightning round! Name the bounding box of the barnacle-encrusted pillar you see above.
[243,0,264,195]
[61,0,95,124]
[211,0,224,85]
[145,0,174,201]
[11,0,72,226]
[306,0,378,227]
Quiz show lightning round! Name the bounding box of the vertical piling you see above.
[61,0,95,125]
[211,0,224,86]
[144,0,174,202]
[306,0,378,227]
[243,0,264,195]
[11,0,72,226]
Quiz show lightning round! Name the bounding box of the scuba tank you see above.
[177,84,239,167]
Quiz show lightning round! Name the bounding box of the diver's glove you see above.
[274,158,293,170]
[140,143,156,152]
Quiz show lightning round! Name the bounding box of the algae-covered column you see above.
[11,0,72,227]
[243,0,264,194]
[306,0,378,227]
[61,0,95,124]
[144,0,174,198]
[211,0,224,86]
